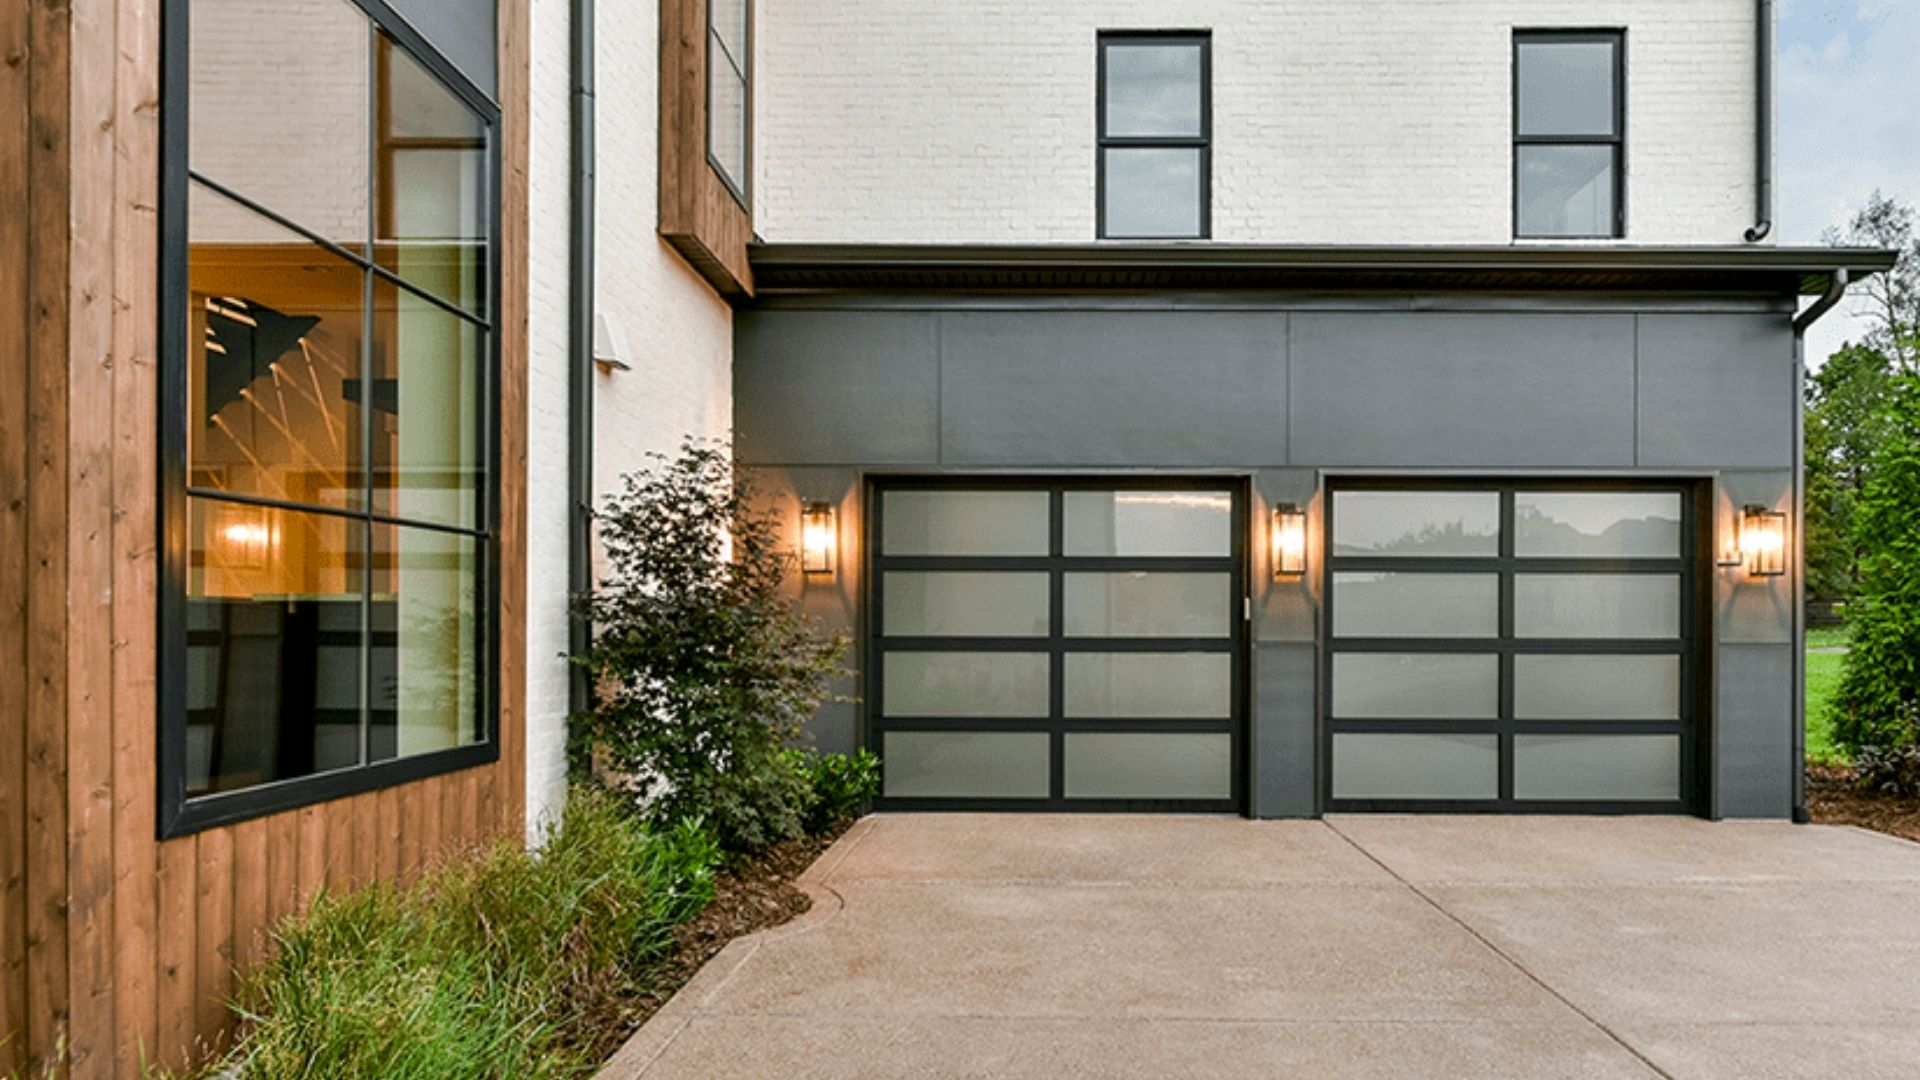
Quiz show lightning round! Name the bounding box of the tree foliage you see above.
[1822,190,1920,373]
[570,438,850,853]
[1805,344,1894,599]
[1831,375,1920,754]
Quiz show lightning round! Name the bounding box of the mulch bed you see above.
[594,819,853,1061]
[1806,765,1920,844]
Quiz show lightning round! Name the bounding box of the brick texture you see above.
[754,0,1760,245]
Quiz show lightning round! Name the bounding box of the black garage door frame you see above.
[865,475,1250,814]
[1320,476,1714,815]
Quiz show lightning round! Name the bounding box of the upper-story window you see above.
[160,0,500,835]
[709,0,751,205]
[1514,30,1625,239]
[1098,32,1210,239]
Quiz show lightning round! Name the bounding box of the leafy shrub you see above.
[222,787,718,1080]
[1852,702,1920,797]
[571,439,849,853]
[1831,376,1920,754]
[786,749,881,833]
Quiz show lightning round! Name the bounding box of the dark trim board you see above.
[865,475,1250,814]
[1319,476,1714,816]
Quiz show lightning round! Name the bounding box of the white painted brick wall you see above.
[525,0,574,846]
[755,0,1759,245]
[524,0,736,845]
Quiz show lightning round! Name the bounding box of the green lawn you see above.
[1806,624,1849,765]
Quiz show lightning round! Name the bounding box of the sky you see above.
[1777,0,1920,366]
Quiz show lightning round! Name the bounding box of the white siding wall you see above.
[524,0,736,844]
[754,0,1759,245]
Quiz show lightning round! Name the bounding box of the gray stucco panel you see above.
[1252,643,1318,818]
[1714,644,1794,819]
[1638,314,1795,468]
[1288,312,1637,467]
[735,312,941,465]
[937,311,1288,466]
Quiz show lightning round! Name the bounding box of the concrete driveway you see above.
[600,815,1920,1079]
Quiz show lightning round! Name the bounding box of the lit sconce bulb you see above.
[801,503,836,575]
[1272,504,1308,578]
[1739,504,1786,577]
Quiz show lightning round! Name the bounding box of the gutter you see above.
[1744,0,1774,242]
[1788,269,1848,823]
[568,0,596,717]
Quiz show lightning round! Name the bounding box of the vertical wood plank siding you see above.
[658,0,755,297]
[0,0,532,1072]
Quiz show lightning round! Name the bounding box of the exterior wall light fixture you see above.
[1737,504,1786,577]
[801,502,837,575]
[1272,504,1307,578]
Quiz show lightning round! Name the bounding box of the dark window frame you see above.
[705,0,752,211]
[157,0,504,839]
[864,475,1249,814]
[1319,477,1712,816]
[1512,29,1626,240]
[1096,30,1212,241]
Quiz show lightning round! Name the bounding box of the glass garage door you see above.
[1324,482,1701,812]
[869,479,1245,812]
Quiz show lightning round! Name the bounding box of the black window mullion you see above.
[1498,489,1516,801]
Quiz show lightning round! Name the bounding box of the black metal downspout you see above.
[1789,270,1849,822]
[568,0,596,718]
[1744,0,1774,242]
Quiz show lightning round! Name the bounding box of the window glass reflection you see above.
[377,36,489,315]
[1104,43,1203,138]
[1064,490,1230,557]
[186,498,364,794]
[188,182,366,510]
[1102,147,1203,239]
[370,279,484,531]
[370,523,482,759]
[1516,40,1617,137]
[189,0,370,249]
[1514,492,1681,557]
[1331,492,1500,557]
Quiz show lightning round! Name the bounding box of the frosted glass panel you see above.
[1064,491,1231,556]
[1331,492,1500,557]
[1514,655,1680,720]
[1331,653,1498,719]
[1064,653,1231,718]
[884,572,1049,637]
[882,491,1051,556]
[1332,573,1499,638]
[1514,575,1680,639]
[1514,492,1681,557]
[883,731,1051,798]
[883,652,1049,717]
[1514,735,1679,801]
[1064,572,1231,637]
[1065,733,1230,799]
[1332,734,1499,800]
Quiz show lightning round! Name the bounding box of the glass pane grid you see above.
[1326,484,1692,809]
[872,483,1241,808]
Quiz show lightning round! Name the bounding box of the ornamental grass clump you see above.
[571,439,852,854]
[220,787,717,1080]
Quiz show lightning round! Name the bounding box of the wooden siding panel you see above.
[657,0,754,297]
[64,0,124,1070]
[153,836,197,1072]
[109,0,163,1055]
[229,820,269,975]
[0,0,32,1066]
[24,0,73,1065]
[192,829,233,1057]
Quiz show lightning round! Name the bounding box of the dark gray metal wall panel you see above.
[1638,314,1795,468]
[936,312,1288,466]
[1288,313,1636,467]
[1715,471,1794,645]
[735,312,942,465]
[388,0,497,95]
[1252,643,1318,818]
[1715,644,1794,819]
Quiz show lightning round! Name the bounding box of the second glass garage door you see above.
[1324,480,1703,812]
[869,479,1245,812]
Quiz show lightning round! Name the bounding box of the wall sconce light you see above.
[1272,504,1307,578]
[801,502,837,575]
[1738,504,1787,577]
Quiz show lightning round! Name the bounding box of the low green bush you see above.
[218,787,717,1080]
[786,749,881,834]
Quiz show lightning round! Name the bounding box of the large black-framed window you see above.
[1322,479,1708,815]
[158,0,502,838]
[866,477,1247,813]
[1096,31,1211,240]
[1514,30,1625,239]
[707,0,751,208]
